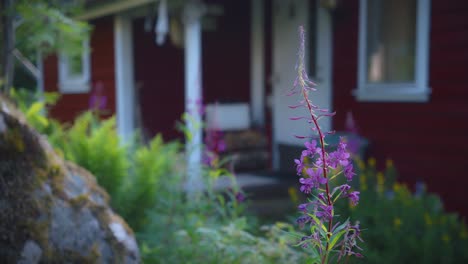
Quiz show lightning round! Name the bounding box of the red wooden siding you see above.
[202,0,251,104]
[44,16,116,123]
[332,0,468,217]
[132,18,185,141]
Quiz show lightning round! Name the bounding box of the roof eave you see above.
[76,0,157,20]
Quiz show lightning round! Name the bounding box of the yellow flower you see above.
[385,159,394,168]
[460,224,468,240]
[424,213,432,226]
[360,174,367,191]
[376,172,385,194]
[368,157,376,167]
[394,218,402,230]
[357,158,365,170]
[442,234,450,244]
[288,187,299,204]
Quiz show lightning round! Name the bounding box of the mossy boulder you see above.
[0,95,140,263]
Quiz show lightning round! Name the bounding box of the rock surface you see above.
[0,95,140,263]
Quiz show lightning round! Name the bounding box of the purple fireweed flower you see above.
[317,192,327,203]
[345,111,359,134]
[294,158,305,175]
[89,82,107,111]
[298,203,309,212]
[328,138,351,169]
[89,95,107,110]
[299,177,314,193]
[235,192,245,203]
[187,98,205,116]
[304,140,319,155]
[300,235,312,248]
[195,98,206,116]
[333,184,360,202]
[338,222,364,260]
[347,136,362,156]
[316,204,333,222]
[202,152,215,166]
[299,168,327,194]
[306,167,327,184]
[205,128,226,154]
[339,184,351,193]
[348,191,360,206]
[296,215,312,229]
[290,26,363,260]
[344,164,356,181]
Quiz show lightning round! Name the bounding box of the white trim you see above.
[356,0,431,102]
[76,0,156,20]
[416,0,431,98]
[58,40,91,94]
[114,14,136,142]
[250,0,265,127]
[316,3,333,130]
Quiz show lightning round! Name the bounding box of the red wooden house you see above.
[42,0,468,216]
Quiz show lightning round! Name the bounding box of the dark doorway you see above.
[133,18,185,141]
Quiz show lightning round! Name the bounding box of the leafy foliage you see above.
[143,219,307,264]
[9,88,59,133]
[118,135,181,231]
[53,113,129,203]
[14,0,90,58]
[335,158,468,264]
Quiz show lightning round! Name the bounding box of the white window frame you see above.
[58,40,91,93]
[355,0,431,102]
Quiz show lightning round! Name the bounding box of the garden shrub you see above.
[118,135,181,231]
[335,158,468,264]
[53,112,129,201]
[142,219,307,264]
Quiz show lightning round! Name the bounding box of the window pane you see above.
[366,0,416,83]
[67,53,84,76]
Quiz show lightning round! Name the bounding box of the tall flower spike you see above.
[290,26,362,263]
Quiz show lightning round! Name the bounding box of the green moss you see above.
[3,127,25,153]
[88,242,102,263]
[69,194,90,209]
[25,219,51,259]
[66,162,110,205]
[48,164,67,200]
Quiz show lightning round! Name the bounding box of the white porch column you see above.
[184,1,204,191]
[250,0,265,127]
[114,14,135,142]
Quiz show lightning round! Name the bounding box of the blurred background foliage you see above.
[334,157,468,264]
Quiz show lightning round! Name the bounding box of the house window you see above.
[58,40,91,93]
[355,0,431,102]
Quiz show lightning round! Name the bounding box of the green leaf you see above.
[26,101,44,118]
[329,229,347,250]
[309,213,328,235]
